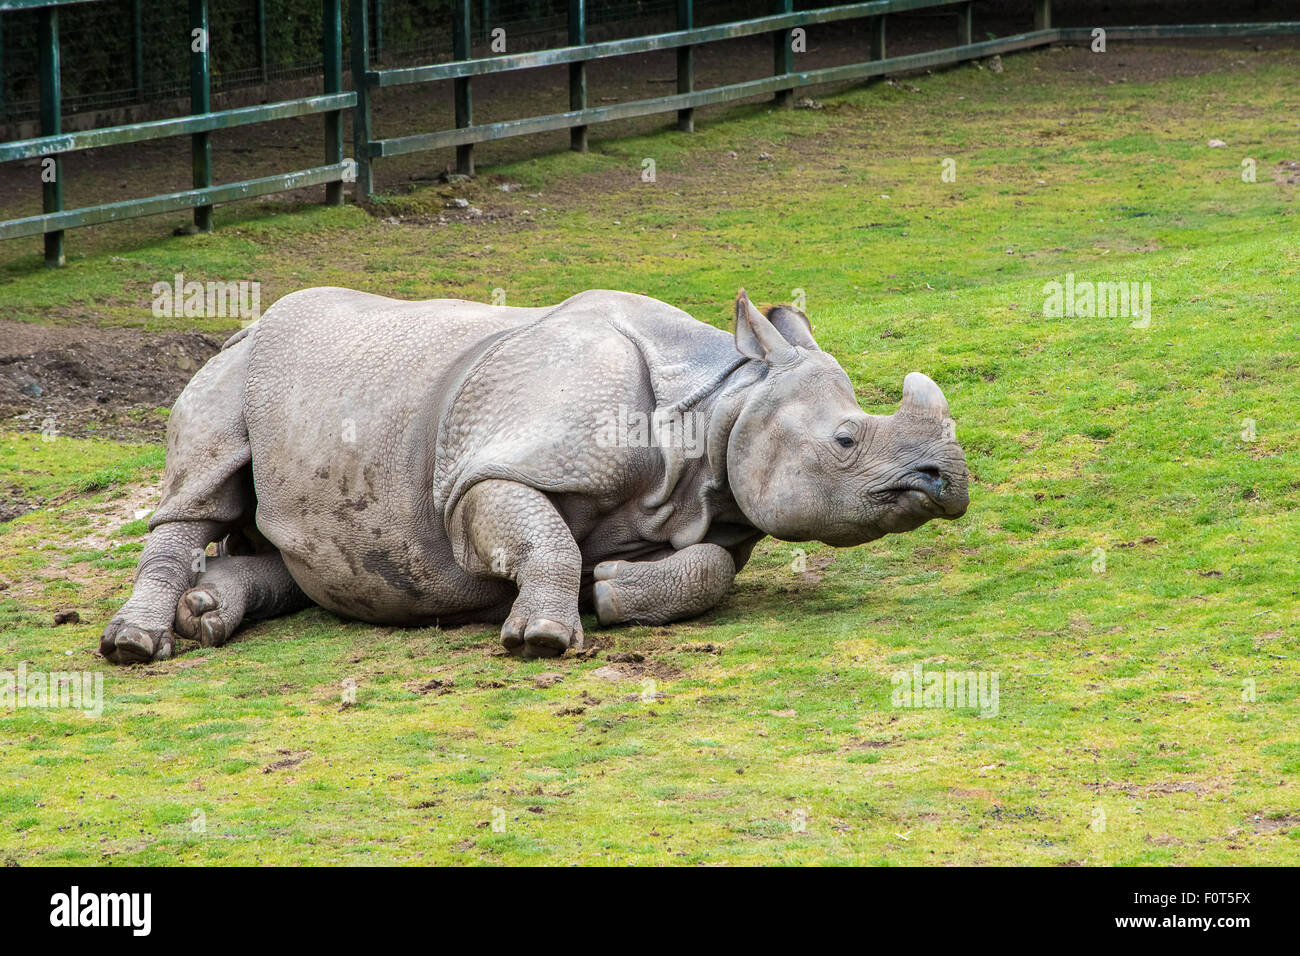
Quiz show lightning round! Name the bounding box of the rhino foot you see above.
[175,588,236,648]
[501,615,580,658]
[592,578,622,627]
[99,620,175,665]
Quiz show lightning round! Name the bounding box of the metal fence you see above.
[347,0,1300,193]
[0,0,711,124]
[1,0,1298,267]
[0,0,354,266]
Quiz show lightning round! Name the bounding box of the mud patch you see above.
[262,749,312,773]
[0,493,35,523]
[0,320,225,441]
[1252,813,1300,833]
[407,675,454,695]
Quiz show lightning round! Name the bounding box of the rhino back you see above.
[241,288,545,621]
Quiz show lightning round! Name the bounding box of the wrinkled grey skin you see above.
[100,288,968,664]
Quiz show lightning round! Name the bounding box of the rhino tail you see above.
[220,324,253,351]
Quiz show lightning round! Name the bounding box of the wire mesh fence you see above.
[2,1,329,122]
[1,0,1293,124]
[0,0,760,124]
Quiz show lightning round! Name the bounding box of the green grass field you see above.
[1,44,1298,865]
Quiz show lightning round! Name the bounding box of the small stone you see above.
[1208,139,1226,148]
[53,610,80,625]
[446,198,470,208]
[987,55,1003,73]
[532,672,564,688]
[758,152,773,161]
[591,665,630,682]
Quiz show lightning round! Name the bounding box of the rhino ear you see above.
[735,289,797,365]
[765,304,819,351]
[901,372,951,418]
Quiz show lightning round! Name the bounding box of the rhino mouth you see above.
[882,465,962,514]
[882,484,964,521]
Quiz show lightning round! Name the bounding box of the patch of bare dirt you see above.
[0,320,225,441]
[1273,159,1300,185]
[0,477,161,603]
[1253,813,1300,833]
[262,749,312,773]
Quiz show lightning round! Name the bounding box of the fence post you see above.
[870,14,886,63]
[676,0,693,132]
[349,0,374,198]
[38,5,63,267]
[453,0,475,173]
[773,0,793,108]
[189,0,213,233]
[323,0,344,206]
[569,0,587,151]
[132,0,145,100]
[957,2,972,47]
[257,0,268,84]
[1033,0,1051,31]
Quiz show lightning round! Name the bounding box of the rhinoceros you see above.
[100,288,968,664]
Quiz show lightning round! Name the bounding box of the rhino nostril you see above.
[910,465,946,495]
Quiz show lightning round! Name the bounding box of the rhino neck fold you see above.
[638,359,763,547]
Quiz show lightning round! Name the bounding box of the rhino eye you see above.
[836,435,855,448]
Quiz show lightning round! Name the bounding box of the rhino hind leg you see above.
[175,551,312,648]
[101,338,256,665]
[592,543,736,627]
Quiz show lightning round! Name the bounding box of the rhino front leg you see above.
[452,479,584,658]
[592,543,736,626]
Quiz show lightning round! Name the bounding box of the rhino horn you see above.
[735,289,797,365]
[901,371,950,418]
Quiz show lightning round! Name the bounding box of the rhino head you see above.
[726,290,969,546]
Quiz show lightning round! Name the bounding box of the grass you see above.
[1,45,1298,865]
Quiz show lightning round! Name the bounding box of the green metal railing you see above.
[352,0,1031,193]
[349,0,1300,197]
[2,0,1299,265]
[0,0,355,266]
